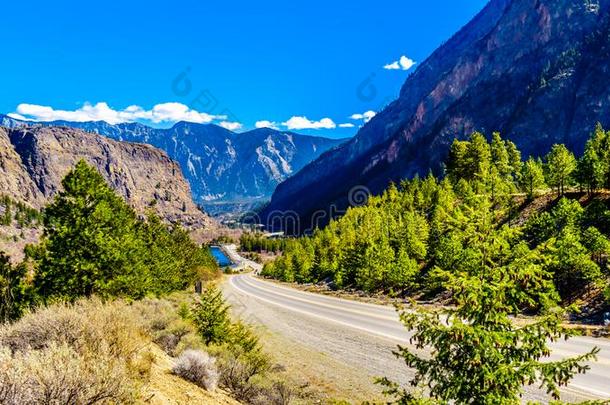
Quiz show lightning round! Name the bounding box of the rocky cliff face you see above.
[263,0,610,231]
[0,126,215,229]
[1,116,346,205]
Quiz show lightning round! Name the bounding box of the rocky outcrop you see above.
[263,0,610,231]
[0,126,215,229]
[0,116,346,205]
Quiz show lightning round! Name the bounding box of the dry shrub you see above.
[212,345,273,402]
[0,343,135,404]
[153,319,196,355]
[130,297,179,334]
[0,297,150,404]
[0,297,144,360]
[251,380,294,405]
[172,349,219,391]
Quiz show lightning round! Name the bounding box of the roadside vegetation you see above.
[262,127,610,310]
[260,126,610,403]
[0,160,294,404]
[240,233,288,254]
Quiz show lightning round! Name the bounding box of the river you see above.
[210,246,233,267]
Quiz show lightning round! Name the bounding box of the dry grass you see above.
[0,343,136,404]
[0,298,146,404]
[0,295,240,404]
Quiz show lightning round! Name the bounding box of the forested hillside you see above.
[262,0,610,229]
[261,126,610,316]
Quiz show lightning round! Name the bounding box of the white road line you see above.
[229,275,411,343]
[239,275,400,322]
[228,274,610,399]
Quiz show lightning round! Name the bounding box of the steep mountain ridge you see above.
[262,0,610,231]
[0,115,346,205]
[0,125,214,229]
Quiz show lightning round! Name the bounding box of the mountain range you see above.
[262,0,610,231]
[0,115,346,209]
[0,125,215,230]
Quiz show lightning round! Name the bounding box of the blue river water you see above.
[210,246,233,267]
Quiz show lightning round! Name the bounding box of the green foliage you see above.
[240,233,287,253]
[0,253,34,322]
[31,160,217,302]
[34,161,149,299]
[139,214,218,296]
[0,195,42,227]
[191,285,231,346]
[262,180,430,293]
[577,123,610,194]
[543,226,603,298]
[264,130,610,302]
[545,144,577,195]
[522,198,606,299]
[378,195,599,404]
[519,157,546,199]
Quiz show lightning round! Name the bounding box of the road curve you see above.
[226,273,610,401]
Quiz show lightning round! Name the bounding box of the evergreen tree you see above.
[519,157,545,199]
[139,214,217,295]
[490,132,511,178]
[543,226,603,298]
[379,197,599,404]
[506,139,522,181]
[545,144,576,195]
[34,160,149,300]
[0,253,34,322]
[192,285,231,345]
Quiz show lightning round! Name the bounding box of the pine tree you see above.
[34,160,148,300]
[490,132,511,178]
[519,157,545,199]
[545,144,576,195]
[0,253,33,322]
[192,285,231,345]
[379,197,599,404]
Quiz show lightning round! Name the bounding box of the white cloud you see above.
[281,116,336,130]
[350,110,376,123]
[255,120,280,130]
[11,102,225,125]
[383,61,401,70]
[219,121,243,131]
[339,123,355,128]
[383,55,416,71]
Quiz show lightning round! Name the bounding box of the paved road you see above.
[226,273,610,401]
[221,244,263,272]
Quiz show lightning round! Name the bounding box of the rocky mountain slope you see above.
[262,0,610,231]
[1,116,346,205]
[0,125,214,229]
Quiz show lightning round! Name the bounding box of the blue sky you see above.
[1,0,487,138]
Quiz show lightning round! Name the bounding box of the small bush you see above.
[172,350,219,391]
[191,286,231,345]
[0,297,151,404]
[213,344,272,402]
[0,343,136,404]
[0,298,142,360]
[153,319,194,355]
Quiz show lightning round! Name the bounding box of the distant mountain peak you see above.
[262,0,610,232]
[1,114,346,205]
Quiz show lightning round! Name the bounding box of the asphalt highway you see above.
[227,273,610,401]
